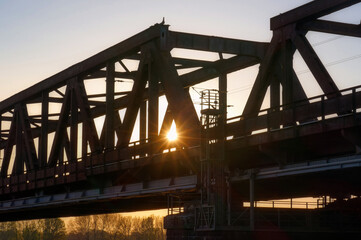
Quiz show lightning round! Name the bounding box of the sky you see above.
[0,0,361,217]
[0,0,360,118]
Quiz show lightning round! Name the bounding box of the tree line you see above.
[0,214,166,240]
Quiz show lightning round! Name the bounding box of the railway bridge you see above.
[1,0,361,239]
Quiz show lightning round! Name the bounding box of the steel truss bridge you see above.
[1,0,361,239]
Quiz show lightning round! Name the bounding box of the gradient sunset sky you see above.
[1,0,360,103]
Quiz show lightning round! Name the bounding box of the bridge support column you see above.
[249,170,255,231]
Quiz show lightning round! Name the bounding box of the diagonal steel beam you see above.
[117,50,148,147]
[150,43,200,145]
[242,34,281,117]
[0,114,16,177]
[73,79,102,153]
[292,69,309,103]
[159,106,173,139]
[18,103,39,170]
[48,86,72,167]
[292,33,341,98]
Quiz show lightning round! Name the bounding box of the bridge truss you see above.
[1,0,361,238]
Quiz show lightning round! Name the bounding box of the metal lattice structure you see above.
[1,0,361,238]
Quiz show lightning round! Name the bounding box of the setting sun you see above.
[167,122,178,141]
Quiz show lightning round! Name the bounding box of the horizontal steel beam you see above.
[87,91,131,98]
[84,70,136,80]
[126,54,214,68]
[271,0,361,30]
[300,20,361,38]
[181,56,259,87]
[169,31,268,58]
[231,155,361,181]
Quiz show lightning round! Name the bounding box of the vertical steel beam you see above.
[270,74,280,108]
[217,64,228,226]
[219,66,227,161]
[39,92,48,167]
[70,89,78,162]
[148,62,159,150]
[82,123,87,159]
[139,101,146,143]
[13,105,24,174]
[249,172,255,231]
[105,62,115,150]
[219,53,227,121]
[0,114,2,171]
[281,39,294,106]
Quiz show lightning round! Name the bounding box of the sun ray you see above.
[167,122,177,141]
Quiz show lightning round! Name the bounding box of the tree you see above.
[131,215,165,240]
[0,221,19,240]
[42,218,66,240]
[117,215,133,239]
[153,215,166,240]
[0,214,166,240]
[21,222,41,240]
[96,214,130,240]
[67,216,92,240]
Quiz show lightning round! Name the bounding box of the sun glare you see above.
[167,122,178,141]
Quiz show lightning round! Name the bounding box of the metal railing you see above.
[226,84,361,135]
[243,197,335,210]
